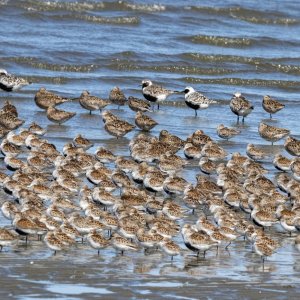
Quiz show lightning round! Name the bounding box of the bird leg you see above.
[225,241,231,250]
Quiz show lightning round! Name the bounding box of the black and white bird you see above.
[0,69,31,93]
[182,86,217,116]
[141,79,178,110]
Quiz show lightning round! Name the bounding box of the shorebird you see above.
[0,112,24,130]
[111,233,138,255]
[0,228,19,251]
[44,231,66,255]
[94,146,116,163]
[73,134,94,150]
[0,69,31,93]
[128,96,151,112]
[141,79,178,110]
[258,122,290,145]
[254,240,274,268]
[230,92,254,123]
[216,124,240,140]
[246,144,268,161]
[273,154,292,172]
[1,100,18,116]
[104,119,135,139]
[34,88,71,109]
[28,122,46,135]
[135,111,158,131]
[284,136,300,157]
[182,86,217,116]
[46,106,76,125]
[87,230,110,255]
[159,239,181,260]
[183,142,202,159]
[77,90,110,114]
[262,95,285,119]
[109,86,127,108]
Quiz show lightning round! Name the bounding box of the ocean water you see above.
[0,1,300,299]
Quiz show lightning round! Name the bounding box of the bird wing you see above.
[188,92,214,105]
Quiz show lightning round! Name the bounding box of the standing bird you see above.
[77,90,110,114]
[34,88,71,109]
[258,122,290,145]
[182,86,217,116]
[46,105,76,125]
[109,86,127,108]
[262,95,285,119]
[0,69,31,93]
[230,92,254,123]
[141,79,178,110]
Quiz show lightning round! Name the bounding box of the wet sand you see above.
[0,236,299,299]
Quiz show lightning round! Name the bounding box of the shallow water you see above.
[1,0,300,299]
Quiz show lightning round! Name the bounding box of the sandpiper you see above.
[246,144,268,161]
[182,86,217,116]
[95,146,116,163]
[183,143,200,160]
[201,141,227,161]
[77,90,110,114]
[109,86,127,108]
[253,240,274,267]
[87,230,110,255]
[104,119,135,139]
[73,134,94,150]
[141,79,178,110]
[181,224,218,258]
[46,105,76,125]
[199,157,217,175]
[0,228,19,251]
[262,95,285,119]
[44,231,65,255]
[284,136,300,157]
[34,87,71,109]
[28,122,46,135]
[159,239,181,260]
[217,124,240,140]
[230,92,254,123]
[128,96,151,112]
[0,69,31,93]
[1,100,18,116]
[258,122,290,145]
[0,112,25,130]
[111,232,138,255]
[135,111,158,131]
[273,154,292,172]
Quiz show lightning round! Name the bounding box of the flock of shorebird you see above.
[0,69,300,268]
